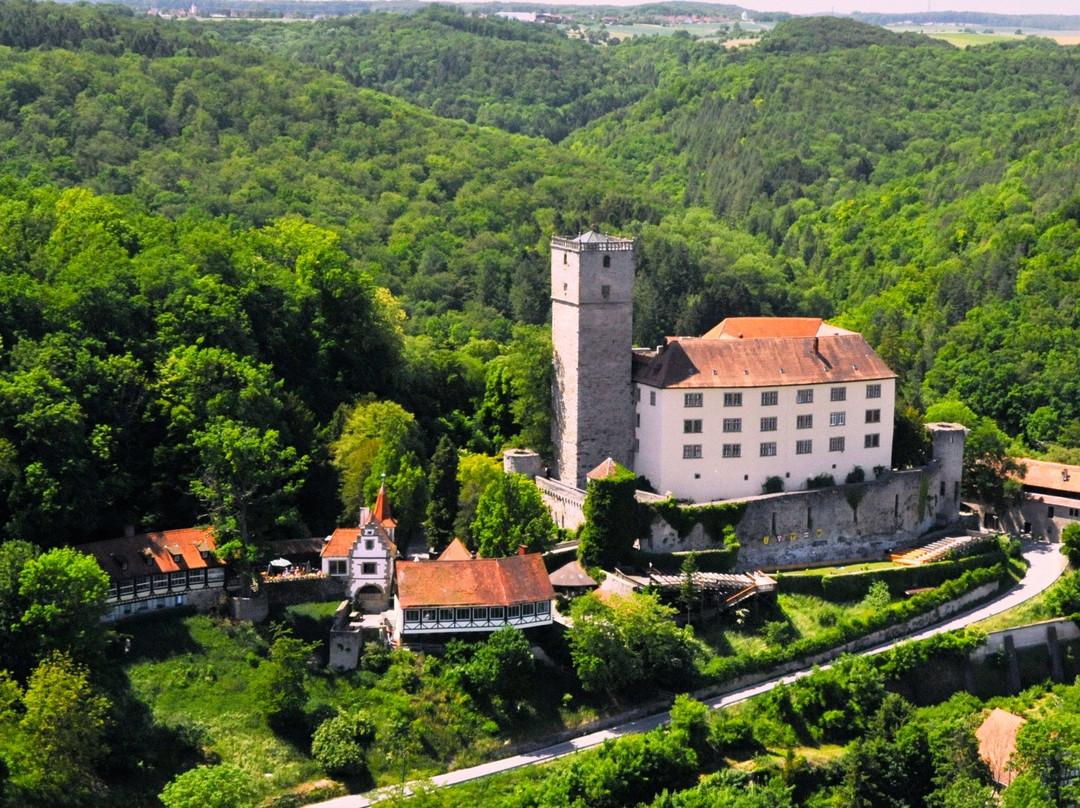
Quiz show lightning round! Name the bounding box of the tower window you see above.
[601,284,610,299]
[602,254,611,267]
[563,253,568,264]
[650,391,656,406]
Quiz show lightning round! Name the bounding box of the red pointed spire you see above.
[372,482,392,524]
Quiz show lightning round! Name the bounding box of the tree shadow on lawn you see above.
[109,607,203,663]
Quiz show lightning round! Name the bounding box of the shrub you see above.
[311,711,375,777]
[806,473,835,489]
[160,765,256,808]
[845,466,866,484]
[863,580,891,611]
[762,476,785,494]
[1063,523,1080,567]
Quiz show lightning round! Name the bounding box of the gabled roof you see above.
[82,527,219,581]
[396,553,554,609]
[702,317,853,340]
[322,521,396,559]
[1014,458,1080,497]
[975,708,1026,786]
[438,538,473,562]
[633,332,895,389]
[548,559,597,588]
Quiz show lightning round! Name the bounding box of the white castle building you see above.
[551,232,896,502]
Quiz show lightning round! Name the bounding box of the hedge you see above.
[630,547,739,574]
[776,549,1007,602]
[703,564,1008,684]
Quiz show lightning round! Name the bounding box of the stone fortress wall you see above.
[642,423,967,570]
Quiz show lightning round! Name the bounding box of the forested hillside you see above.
[569,17,1080,446]
[3,3,1080,548]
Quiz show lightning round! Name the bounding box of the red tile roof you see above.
[82,527,218,581]
[396,553,554,609]
[587,457,625,481]
[372,483,396,527]
[702,317,849,340]
[975,708,1026,786]
[1014,458,1080,497]
[438,538,473,561]
[633,333,895,389]
[321,522,396,559]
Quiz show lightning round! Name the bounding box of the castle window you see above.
[722,418,741,433]
[472,607,489,622]
[683,419,702,433]
[365,539,374,551]
[797,414,813,429]
[864,433,880,448]
[683,444,703,459]
[829,436,845,452]
[456,607,471,621]
[830,412,846,427]
[684,393,703,408]
[831,387,847,402]
[796,440,813,455]
[760,442,777,457]
[636,413,641,427]
[439,608,453,622]
[796,389,814,404]
[723,392,743,407]
[760,416,777,432]
[866,383,882,398]
[650,391,656,406]
[761,391,778,406]
[405,609,419,623]
[361,562,377,575]
[328,560,347,576]
[601,284,610,299]
[865,409,881,424]
[1048,506,1055,518]
[602,254,611,267]
[722,444,741,458]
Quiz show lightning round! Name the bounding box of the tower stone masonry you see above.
[550,231,635,488]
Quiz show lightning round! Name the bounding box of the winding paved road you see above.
[317,539,1068,808]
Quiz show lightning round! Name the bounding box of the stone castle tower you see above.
[550,231,635,488]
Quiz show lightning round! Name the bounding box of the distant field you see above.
[605,21,770,40]
[887,25,1080,47]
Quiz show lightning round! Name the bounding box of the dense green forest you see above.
[4,2,1080,806]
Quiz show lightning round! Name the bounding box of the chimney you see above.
[812,336,820,355]
[518,544,528,556]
